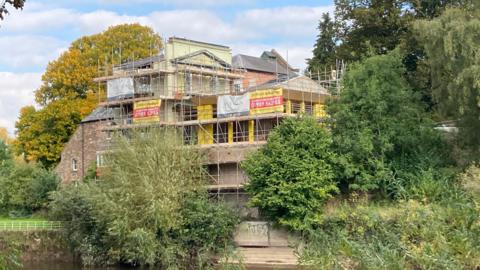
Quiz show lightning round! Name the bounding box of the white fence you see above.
[0,221,63,231]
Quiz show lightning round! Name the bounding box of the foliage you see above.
[0,0,24,21]
[306,13,337,75]
[329,50,448,193]
[242,117,339,230]
[49,129,239,268]
[14,96,95,167]
[459,164,480,203]
[15,24,162,168]
[301,197,480,269]
[414,7,480,153]
[334,0,411,62]
[0,237,21,270]
[0,160,59,216]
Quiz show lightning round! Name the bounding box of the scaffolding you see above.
[92,37,344,212]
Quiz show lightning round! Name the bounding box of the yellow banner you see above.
[249,88,284,115]
[133,99,161,123]
[249,88,282,100]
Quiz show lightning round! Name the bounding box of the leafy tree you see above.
[307,13,337,76]
[334,0,411,62]
[0,140,59,215]
[329,50,447,193]
[15,24,162,167]
[0,0,25,21]
[49,129,238,267]
[35,23,162,105]
[242,117,339,230]
[14,96,96,167]
[414,7,480,152]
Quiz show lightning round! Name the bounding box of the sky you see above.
[0,0,334,135]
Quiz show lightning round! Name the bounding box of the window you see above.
[72,159,78,172]
[96,154,105,167]
[233,79,243,93]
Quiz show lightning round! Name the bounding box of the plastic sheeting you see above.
[217,93,250,118]
[107,78,134,100]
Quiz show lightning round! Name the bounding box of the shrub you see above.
[0,162,59,215]
[242,117,339,230]
[49,128,239,268]
[301,200,480,269]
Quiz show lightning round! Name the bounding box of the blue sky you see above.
[0,0,333,134]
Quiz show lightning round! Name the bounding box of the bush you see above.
[49,128,239,268]
[301,200,480,269]
[0,162,59,216]
[242,117,339,230]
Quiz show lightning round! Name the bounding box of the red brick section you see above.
[56,121,108,184]
[242,70,277,90]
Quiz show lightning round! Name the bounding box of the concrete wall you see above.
[56,121,108,184]
[208,163,248,186]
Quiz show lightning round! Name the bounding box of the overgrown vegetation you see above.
[244,6,480,269]
[0,140,58,217]
[329,50,449,194]
[49,129,239,268]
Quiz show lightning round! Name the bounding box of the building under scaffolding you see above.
[56,37,343,216]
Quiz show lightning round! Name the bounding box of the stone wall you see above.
[56,121,108,184]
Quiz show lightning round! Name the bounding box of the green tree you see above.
[0,161,59,215]
[49,129,238,267]
[15,24,162,167]
[329,50,446,193]
[242,117,339,230]
[334,0,411,62]
[307,13,337,76]
[0,0,25,21]
[414,7,480,152]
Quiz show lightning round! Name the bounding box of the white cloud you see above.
[0,72,41,134]
[1,8,77,33]
[0,4,331,132]
[0,35,67,69]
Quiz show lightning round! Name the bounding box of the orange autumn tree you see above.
[15,24,163,167]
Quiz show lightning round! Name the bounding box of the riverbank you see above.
[0,231,74,263]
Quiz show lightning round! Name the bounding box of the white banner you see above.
[217,93,249,118]
[107,77,134,100]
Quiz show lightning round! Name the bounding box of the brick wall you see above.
[242,70,278,90]
[56,120,108,184]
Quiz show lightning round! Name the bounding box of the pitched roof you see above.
[81,107,115,123]
[173,49,231,67]
[248,75,329,95]
[115,55,164,70]
[232,54,291,74]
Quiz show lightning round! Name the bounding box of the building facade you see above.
[57,37,330,211]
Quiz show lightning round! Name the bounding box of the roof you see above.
[173,49,231,68]
[248,75,329,95]
[233,54,291,74]
[115,55,164,70]
[81,107,115,123]
[169,37,230,49]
